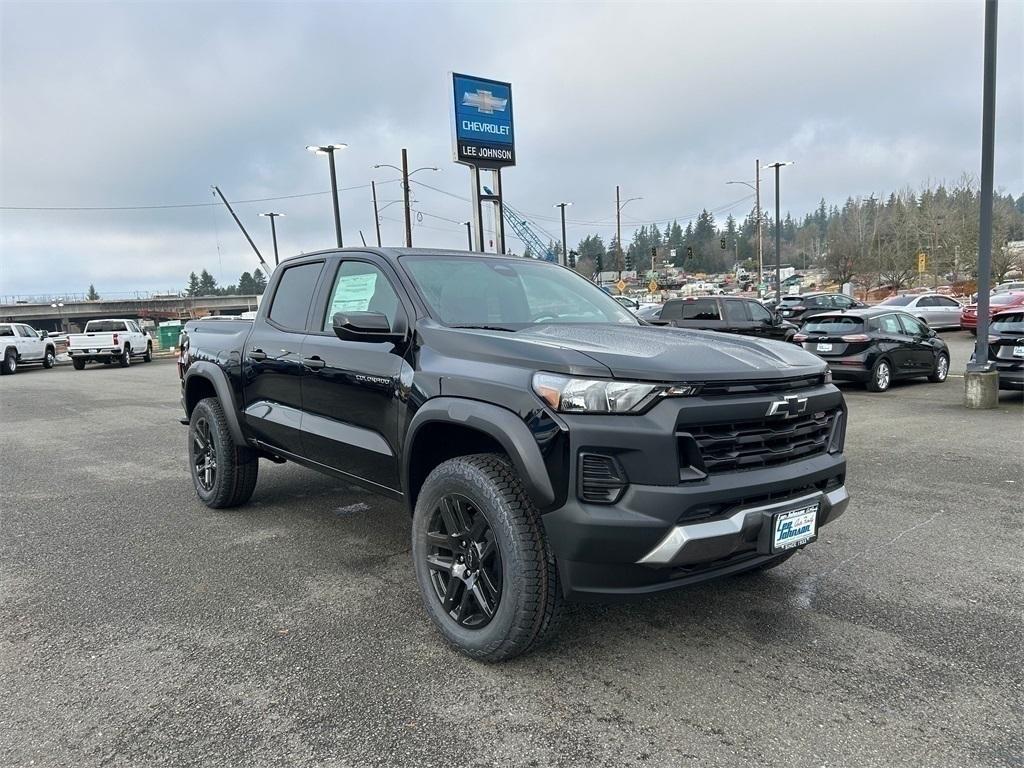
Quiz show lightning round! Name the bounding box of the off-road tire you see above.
[72,359,86,371]
[928,352,949,383]
[412,454,564,662]
[866,357,891,392]
[42,346,56,368]
[1,350,16,375]
[188,397,259,509]
[143,343,152,362]
[119,345,131,367]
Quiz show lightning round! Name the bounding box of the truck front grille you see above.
[680,409,837,474]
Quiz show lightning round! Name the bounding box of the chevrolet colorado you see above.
[178,248,849,661]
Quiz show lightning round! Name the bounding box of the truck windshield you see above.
[401,255,638,329]
[85,321,127,332]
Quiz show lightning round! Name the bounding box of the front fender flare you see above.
[405,397,556,509]
[183,361,247,446]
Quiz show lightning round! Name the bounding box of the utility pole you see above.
[966,0,999,408]
[259,212,284,266]
[764,161,793,303]
[554,202,572,267]
[463,221,472,251]
[401,148,412,247]
[371,181,382,246]
[755,158,763,295]
[616,185,622,278]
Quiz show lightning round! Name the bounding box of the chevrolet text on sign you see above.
[452,73,515,168]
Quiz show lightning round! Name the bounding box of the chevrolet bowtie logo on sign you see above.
[766,395,808,418]
[463,89,507,115]
[452,73,515,168]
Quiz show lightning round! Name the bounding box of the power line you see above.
[0,180,401,212]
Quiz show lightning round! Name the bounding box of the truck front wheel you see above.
[412,454,563,662]
[1,350,15,375]
[188,397,259,509]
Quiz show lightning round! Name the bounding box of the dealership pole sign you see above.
[452,73,515,167]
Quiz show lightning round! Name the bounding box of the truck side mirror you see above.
[332,312,405,344]
[39,330,48,338]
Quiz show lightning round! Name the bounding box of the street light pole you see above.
[554,202,572,267]
[50,302,65,333]
[764,161,793,303]
[614,187,643,280]
[306,143,348,248]
[371,181,382,247]
[463,221,472,251]
[756,158,763,294]
[259,212,284,266]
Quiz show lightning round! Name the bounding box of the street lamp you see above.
[306,143,348,248]
[615,186,643,278]
[726,178,763,293]
[258,212,284,266]
[374,149,438,247]
[553,202,573,267]
[763,161,794,303]
[50,301,65,333]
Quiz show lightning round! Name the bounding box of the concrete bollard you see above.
[964,370,999,409]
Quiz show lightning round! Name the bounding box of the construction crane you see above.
[483,187,557,261]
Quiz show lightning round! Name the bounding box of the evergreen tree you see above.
[197,269,217,296]
[238,271,255,295]
[86,284,99,301]
[186,272,200,297]
[252,268,267,294]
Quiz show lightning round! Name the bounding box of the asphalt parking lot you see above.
[2,334,1021,768]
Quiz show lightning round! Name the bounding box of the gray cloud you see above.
[1,0,1021,296]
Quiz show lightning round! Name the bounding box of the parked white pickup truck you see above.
[0,322,57,375]
[67,319,152,369]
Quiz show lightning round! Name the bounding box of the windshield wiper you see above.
[449,324,518,332]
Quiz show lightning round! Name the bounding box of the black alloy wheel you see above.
[425,494,503,628]
[192,415,217,492]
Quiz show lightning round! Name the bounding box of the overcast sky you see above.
[1,0,1021,297]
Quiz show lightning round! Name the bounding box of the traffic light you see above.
[595,252,603,274]
[650,246,657,266]
[720,238,727,250]
[686,246,694,260]
[624,251,633,271]
[568,250,577,269]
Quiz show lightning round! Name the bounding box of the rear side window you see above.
[899,314,928,336]
[682,299,720,320]
[659,301,683,321]
[723,301,747,323]
[269,262,323,330]
[934,296,959,307]
[804,316,864,333]
[0,326,12,337]
[873,314,904,334]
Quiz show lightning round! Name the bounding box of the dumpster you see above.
[156,322,183,351]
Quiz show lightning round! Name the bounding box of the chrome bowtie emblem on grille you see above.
[766,395,808,418]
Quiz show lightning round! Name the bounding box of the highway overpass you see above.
[0,295,261,332]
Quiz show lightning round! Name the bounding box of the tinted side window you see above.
[748,301,773,323]
[659,301,683,321]
[916,296,935,307]
[322,261,402,332]
[899,314,927,336]
[832,295,855,308]
[723,301,747,323]
[17,325,35,337]
[269,262,323,331]
[682,299,720,320]
[877,314,904,334]
[935,296,959,307]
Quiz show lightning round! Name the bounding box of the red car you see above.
[960,291,1024,333]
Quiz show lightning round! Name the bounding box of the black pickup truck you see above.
[178,248,849,661]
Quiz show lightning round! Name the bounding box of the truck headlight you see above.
[532,372,697,414]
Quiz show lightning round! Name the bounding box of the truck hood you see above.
[422,322,826,382]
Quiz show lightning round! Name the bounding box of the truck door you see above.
[299,255,410,492]
[16,325,43,360]
[241,260,324,455]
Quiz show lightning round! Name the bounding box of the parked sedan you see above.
[794,307,949,392]
[876,292,963,329]
[984,309,1024,390]
[961,291,1024,334]
[776,292,865,323]
[644,295,798,342]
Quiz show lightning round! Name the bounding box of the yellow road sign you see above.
[616,279,627,293]
[917,253,927,273]
[648,280,659,293]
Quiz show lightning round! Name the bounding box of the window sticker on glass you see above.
[329,273,378,315]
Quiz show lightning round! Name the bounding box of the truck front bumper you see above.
[542,452,848,600]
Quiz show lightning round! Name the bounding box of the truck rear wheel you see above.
[188,397,259,509]
[72,359,86,371]
[412,454,563,662]
[119,345,131,367]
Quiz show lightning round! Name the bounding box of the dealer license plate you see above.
[816,342,833,352]
[772,503,818,552]
[1013,345,1024,358]
[89,348,97,354]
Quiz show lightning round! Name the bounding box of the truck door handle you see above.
[247,349,267,361]
[302,356,326,370]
